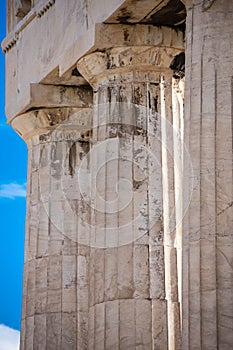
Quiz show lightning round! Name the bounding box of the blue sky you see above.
[0,0,27,339]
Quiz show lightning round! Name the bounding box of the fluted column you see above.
[12,99,93,349]
[77,25,184,349]
[183,1,233,349]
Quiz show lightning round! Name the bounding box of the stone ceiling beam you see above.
[94,23,184,51]
[7,84,93,125]
[105,0,171,23]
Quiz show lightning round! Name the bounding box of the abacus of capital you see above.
[2,0,232,349]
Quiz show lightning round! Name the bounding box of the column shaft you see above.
[13,107,93,350]
[183,1,233,348]
[78,27,184,349]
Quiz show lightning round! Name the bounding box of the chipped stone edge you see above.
[202,0,216,11]
[10,107,91,142]
[1,0,56,53]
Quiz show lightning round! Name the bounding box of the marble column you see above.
[11,99,94,349]
[13,25,186,349]
[77,25,184,349]
[183,0,233,349]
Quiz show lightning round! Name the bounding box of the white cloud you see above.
[0,325,20,350]
[0,182,27,199]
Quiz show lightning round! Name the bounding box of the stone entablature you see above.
[4,0,56,45]
[2,0,185,121]
[3,0,126,119]
[2,21,184,122]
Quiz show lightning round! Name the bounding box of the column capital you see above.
[11,107,93,144]
[77,26,184,88]
[9,83,93,143]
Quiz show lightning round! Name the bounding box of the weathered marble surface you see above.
[3,0,233,349]
[16,25,185,349]
[183,0,233,349]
